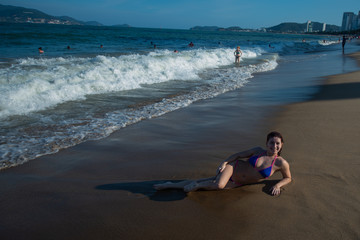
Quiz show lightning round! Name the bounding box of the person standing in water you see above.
[342,35,347,53]
[234,46,242,63]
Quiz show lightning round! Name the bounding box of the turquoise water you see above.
[0,23,353,169]
[1,23,339,59]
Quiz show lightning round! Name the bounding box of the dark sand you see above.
[1,52,360,240]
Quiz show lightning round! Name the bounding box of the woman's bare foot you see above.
[153,181,173,190]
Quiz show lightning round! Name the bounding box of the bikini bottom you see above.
[229,160,242,186]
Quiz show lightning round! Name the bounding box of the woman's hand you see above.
[217,162,227,175]
[270,185,281,196]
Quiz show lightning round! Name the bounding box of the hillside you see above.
[191,22,340,33]
[0,4,103,26]
[266,22,340,33]
[190,26,251,32]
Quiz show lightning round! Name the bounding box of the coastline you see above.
[0,49,360,240]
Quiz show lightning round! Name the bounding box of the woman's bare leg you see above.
[184,164,235,192]
[153,177,216,190]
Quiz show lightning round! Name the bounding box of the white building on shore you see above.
[322,23,326,32]
[306,20,313,32]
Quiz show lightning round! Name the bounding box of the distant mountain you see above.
[190,26,249,32]
[190,22,340,33]
[112,24,131,28]
[225,26,244,31]
[0,4,103,26]
[266,22,340,33]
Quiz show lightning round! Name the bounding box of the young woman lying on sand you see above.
[154,131,292,196]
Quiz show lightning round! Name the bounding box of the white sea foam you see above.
[0,48,263,118]
[0,47,277,170]
[0,25,344,171]
[0,53,278,170]
[318,40,339,46]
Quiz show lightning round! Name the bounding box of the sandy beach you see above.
[1,50,360,240]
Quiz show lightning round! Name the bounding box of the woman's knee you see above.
[215,181,227,190]
[214,163,234,190]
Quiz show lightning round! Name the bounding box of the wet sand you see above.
[1,52,360,239]
[269,52,360,239]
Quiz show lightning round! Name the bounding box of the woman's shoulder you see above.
[237,147,264,159]
[275,156,290,168]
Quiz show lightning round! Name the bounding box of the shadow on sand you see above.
[312,82,360,101]
[95,179,281,202]
[96,180,188,202]
[260,179,281,196]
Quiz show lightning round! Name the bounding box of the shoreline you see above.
[1,50,360,239]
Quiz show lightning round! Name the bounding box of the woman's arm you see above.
[217,147,262,174]
[224,147,262,163]
[270,159,292,195]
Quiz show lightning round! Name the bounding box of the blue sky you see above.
[2,0,359,29]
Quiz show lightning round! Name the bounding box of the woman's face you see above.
[266,137,283,155]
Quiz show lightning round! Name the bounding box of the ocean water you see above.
[0,23,350,169]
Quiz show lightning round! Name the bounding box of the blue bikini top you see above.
[248,153,277,178]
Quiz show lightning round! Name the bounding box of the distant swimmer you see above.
[234,46,242,63]
[268,44,275,49]
[188,42,194,47]
[67,46,71,50]
[38,47,44,54]
[100,45,103,48]
[174,50,179,53]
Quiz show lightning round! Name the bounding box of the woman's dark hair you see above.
[267,131,284,156]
